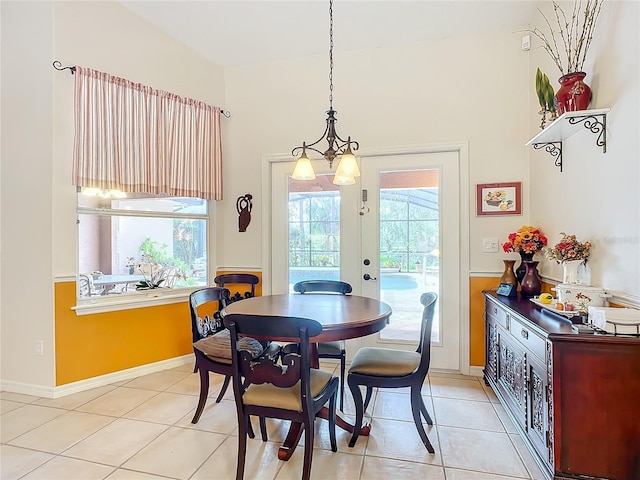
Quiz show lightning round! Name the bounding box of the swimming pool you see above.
[289,268,418,291]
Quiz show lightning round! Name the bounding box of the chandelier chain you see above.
[328,0,333,110]
[290,0,359,174]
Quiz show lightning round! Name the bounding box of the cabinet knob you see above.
[521,329,529,339]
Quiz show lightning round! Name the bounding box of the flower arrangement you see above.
[502,226,548,255]
[544,232,592,264]
[527,0,604,76]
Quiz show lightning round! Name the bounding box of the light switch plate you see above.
[482,237,499,253]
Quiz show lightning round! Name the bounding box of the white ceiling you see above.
[120,0,539,68]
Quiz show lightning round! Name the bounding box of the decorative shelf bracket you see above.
[566,113,607,153]
[526,108,610,173]
[532,142,563,172]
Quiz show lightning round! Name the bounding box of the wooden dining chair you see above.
[347,292,438,452]
[214,273,259,304]
[289,279,351,410]
[223,313,339,480]
[189,287,278,424]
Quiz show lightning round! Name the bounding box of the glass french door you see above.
[270,149,464,371]
[357,153,461,371]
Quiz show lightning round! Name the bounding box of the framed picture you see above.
[476,182,522,216]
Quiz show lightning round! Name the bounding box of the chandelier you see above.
[291,0,360,185]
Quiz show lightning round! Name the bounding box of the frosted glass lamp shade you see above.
[291,153,316,180]
[334,152,360,178]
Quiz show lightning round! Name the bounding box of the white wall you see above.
[1,1,56,389]
[2,0,637,390]
[1,0,226,388]
[221,28,532,275]
[528,0,640,300]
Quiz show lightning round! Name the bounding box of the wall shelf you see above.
[526,108,610,172]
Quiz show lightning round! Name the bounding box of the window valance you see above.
[72,66,223,200]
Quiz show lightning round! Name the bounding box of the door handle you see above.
[363,273,377,281]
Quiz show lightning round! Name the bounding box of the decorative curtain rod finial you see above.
[53,60,76,74]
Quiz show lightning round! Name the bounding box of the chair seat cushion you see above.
[318,341,344,356]
[194,329,264,365]
[243,369,334,412]
[349,347,421,377]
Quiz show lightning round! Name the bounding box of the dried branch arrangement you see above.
[529,0,604,76]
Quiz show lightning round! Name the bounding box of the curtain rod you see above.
[52,61,232,118]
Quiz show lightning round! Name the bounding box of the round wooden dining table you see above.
[222,293,392,460]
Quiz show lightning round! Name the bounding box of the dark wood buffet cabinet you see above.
[483,291,640,480]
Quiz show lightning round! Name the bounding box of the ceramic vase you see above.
[562,260,583,285]
[521,260,542,297]
[500,260,518,286]
[556,72,591,114]
[515,252,534,285]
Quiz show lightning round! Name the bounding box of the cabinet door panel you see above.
[485,316,499,382]
[527,353,551,468]
[497,328,526,428]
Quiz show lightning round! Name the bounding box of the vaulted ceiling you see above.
[120,1,539,68]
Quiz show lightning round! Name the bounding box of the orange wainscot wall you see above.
[468,277,555,367]
[56,272,264,386]
[59,272,558,382]
[55,281,192,385]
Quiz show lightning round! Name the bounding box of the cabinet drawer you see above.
[486,299,508,329]
[509,316,546,361]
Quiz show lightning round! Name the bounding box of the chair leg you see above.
[302,420,314,480]
[339,352,346,411]
[348,377,364,448]
[410,386,435,453]
[236,416,248,480]
[191,368,210,424]
[363,386,374,412]
[215,375,231,403]
[328,387,338,452]
[259,416,268,441]
[419,396,433,425]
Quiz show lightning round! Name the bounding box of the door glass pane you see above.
[378,170,440,343]
[288,175,340,291]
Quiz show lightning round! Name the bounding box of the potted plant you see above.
[526,0,604,114]
[535,67,557,128]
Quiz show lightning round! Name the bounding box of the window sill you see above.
[73,288,194,316]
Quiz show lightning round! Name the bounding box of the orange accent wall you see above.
[469,277,497,366]
[56,272,264,386]
[469,277,555,367]
[55,282,192,385]
[57,273,563,381]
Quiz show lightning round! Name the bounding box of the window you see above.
[288,179,341,289]
[77,189,208,299]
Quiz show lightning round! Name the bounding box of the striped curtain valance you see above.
[72,66,223,200]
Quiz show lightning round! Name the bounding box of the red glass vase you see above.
[556,72,591,114]
[520,261,542,298]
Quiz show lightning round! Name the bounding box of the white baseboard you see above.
[468,365,485,377]
[0,355,194,399]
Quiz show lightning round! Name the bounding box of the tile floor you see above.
[1,363,546,480]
